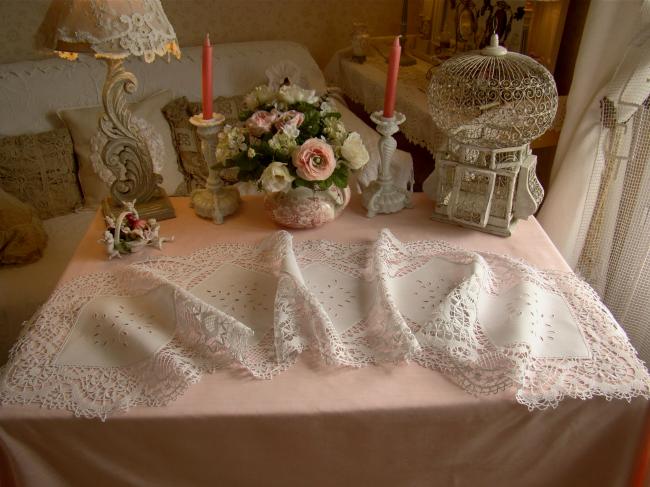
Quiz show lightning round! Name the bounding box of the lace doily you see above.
[265,61,306,90]
[1,230,648,419]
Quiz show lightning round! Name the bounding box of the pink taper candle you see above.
[383,36,402,118]
[202,33,213,120]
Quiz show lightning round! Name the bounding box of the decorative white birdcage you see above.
[426,34,557,236]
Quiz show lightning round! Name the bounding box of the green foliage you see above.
[293,178,310,188]
[259,139,291,164]
[291,163,349,191]
[295,106,321,143]
[238,110,253,122]
[226,151,264,182]
[115,241,131,254]
[330,163,349,188]
[322,112,341,120]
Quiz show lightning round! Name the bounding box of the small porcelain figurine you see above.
[99,230,122,260]
[146,218,175,250]
[351,23,370,63]
[99,200,173,259]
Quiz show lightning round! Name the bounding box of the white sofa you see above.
[0,40,413,363]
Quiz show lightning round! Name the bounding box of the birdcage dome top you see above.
[427,35,558,148]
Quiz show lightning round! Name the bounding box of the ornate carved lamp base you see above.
[95,57,176,221]
[362,111,413,218]
[102,189,176,222]
[189,114,240,224]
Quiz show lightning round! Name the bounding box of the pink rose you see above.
[292,138,336,181]
[246,110,277,136]
[274,110,305,132]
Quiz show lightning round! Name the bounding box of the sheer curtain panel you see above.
[539,0,650,361]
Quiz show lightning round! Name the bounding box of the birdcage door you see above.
[432,159,458,217]
[448,166,496,228]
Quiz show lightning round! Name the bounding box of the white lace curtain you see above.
[539,0,650,362]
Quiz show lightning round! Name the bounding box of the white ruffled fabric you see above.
[1,230,648,419]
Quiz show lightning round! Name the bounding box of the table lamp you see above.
[38,0,181,220]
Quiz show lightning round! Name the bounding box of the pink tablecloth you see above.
[0,194,646,487]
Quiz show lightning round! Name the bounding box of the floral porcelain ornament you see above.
[99,201,173,259]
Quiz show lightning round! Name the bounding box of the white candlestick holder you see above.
[362,111,413,217]
[189,113,241,224]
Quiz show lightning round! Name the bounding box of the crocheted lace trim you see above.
[1,230,647,419]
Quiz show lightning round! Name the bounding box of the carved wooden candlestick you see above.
[362,111,413,217]
[189,113,240,224]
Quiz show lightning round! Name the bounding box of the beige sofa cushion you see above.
[162,95,245,194]
[59,90,185,207]
[0,128,83,219]
[0,189,48,265]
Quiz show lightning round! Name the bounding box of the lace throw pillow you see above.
[0,188,48,265]
[162,96,244,195]
[0,128,83,219]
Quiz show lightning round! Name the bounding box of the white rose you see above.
[244,85,277,110]
[278,85,319,105]
[320,100,335,114]
[281,123,300,139]
[260,161,295,193]
[341,132,369,170]
[257,85,276,104]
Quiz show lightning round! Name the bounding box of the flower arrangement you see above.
[216,84,370,194]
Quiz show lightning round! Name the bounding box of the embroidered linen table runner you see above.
[2,230,648,419]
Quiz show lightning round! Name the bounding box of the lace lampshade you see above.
[39,0,180,62]
[425,35,556,237]
[427,35,558,148]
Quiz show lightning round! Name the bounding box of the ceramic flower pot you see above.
[264,186,351,229]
